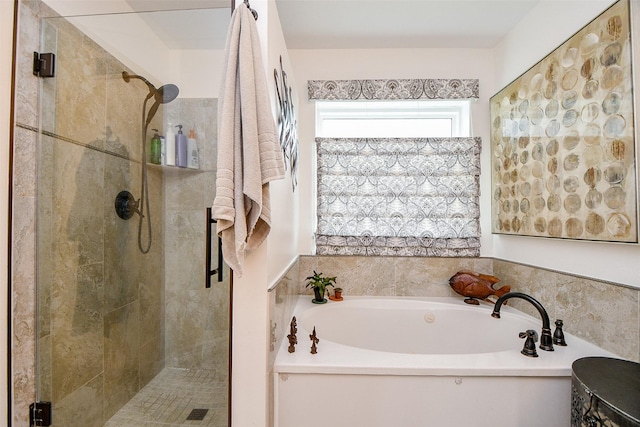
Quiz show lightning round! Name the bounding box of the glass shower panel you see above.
[35,6,230,427]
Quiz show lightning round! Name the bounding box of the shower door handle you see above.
[206,207,223,287]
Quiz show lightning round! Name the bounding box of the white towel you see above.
[212,4,285,277]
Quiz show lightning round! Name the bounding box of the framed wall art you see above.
[490,0,638,243]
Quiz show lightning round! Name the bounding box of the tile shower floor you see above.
[105,368,227,427]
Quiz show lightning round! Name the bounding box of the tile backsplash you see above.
[493,259,639,362]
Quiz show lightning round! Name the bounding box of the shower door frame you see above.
[6,0,18,426]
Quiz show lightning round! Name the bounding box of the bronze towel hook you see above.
[243,0,258,20]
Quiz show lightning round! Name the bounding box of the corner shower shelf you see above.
[147,163,207,173]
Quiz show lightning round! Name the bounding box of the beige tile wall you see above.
[297,256,494,297]
[493,259,640,362]
[163,98,231,375]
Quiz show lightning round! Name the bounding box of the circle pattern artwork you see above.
[490,0,637,243]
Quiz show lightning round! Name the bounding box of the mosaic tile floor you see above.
[105,368,228,427]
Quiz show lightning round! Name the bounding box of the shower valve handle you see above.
[115,191,142,220]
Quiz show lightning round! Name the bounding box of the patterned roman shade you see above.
[316,137,481,256]
[308,79,479,100]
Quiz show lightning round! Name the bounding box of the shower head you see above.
[146,84,180,126]
[122,71,179,102]
[122,71,180,126]
[155,84,179,104]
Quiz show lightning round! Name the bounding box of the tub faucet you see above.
[491,292,554,352]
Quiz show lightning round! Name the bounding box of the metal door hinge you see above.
[33,52,55,78]
[29,401,52,426]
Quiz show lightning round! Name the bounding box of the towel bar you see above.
[206,207,224,287]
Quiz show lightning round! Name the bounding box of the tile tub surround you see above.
[297,255,494,297]
[269,256,639,364]
[493,259,640,363]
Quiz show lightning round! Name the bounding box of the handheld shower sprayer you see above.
[119,71,179,254]
[146,84,179,126]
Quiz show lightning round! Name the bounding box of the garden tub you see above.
[273,296,615,427]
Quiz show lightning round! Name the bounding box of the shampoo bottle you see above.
[159,135,166,165]
[175,124,188,168]
[187,129,199,169]
[165,122,176,166]
[150,129,162,165]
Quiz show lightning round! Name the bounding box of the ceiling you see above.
[132,8,231,49]
[125,0,230,49]
[44,0,543,50]
[274,0,542,49]
[126,0,229,10]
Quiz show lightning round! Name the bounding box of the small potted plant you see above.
[305,270,337,304]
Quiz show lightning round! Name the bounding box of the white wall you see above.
[290,1,640,289]
[265,4,299,286]
[231,0,299,426]
[288,48,496,256]
[493,0,640,288]
[175,49,226,98]
[494,0,616,87]
[0,0,12,422]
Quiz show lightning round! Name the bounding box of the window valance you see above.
[308,79,479,101]
[316,137,481,257]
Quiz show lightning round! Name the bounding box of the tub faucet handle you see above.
[519,330,539,358]
[553,319,567,346]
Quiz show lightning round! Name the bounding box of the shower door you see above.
[29,2,232,426]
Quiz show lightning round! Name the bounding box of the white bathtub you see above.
[273,296,615,427]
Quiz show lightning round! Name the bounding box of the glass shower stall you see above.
[13,1,232,425]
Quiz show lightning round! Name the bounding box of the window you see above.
[316,100,471,138]
[315,100,481,257]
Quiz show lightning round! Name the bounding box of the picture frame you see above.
[490,0,638,243]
